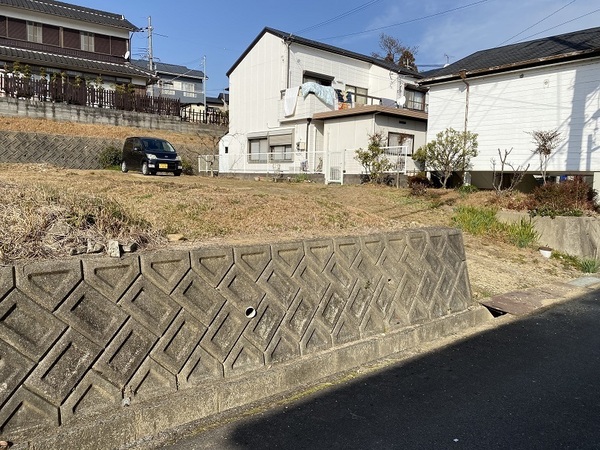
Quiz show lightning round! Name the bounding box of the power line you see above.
[513,7,600,43]
[294,0,384,35]
[498,0,577,46]
[316,0,492,41]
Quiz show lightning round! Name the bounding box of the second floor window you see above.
[81,32,94,52]
[181,82,195,93]
[346,85,368,105]
[27,22,42,43]
[405,89,426,111]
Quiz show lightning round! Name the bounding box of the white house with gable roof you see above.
[220,27,428,184]
[420,26,600,192]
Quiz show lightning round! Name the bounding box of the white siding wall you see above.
[227,33,287,158]
[427,59,600,173]
[323,116,427,175]
[288,45,402,101]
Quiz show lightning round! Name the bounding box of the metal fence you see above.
[0,73,228,126]
[220,150,325,177]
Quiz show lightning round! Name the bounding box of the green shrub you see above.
[98,145,122,169]
[578,258,600,274]
[527,177,598,217]
[452,206,501,236]
[506,218,539,248]
[457,184,479,195]
[181,157,195,175]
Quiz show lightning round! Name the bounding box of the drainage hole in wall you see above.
[245,307,257,318]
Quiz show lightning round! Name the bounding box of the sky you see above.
[72,0,599,96]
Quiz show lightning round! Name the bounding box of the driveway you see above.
[159,281,600,450]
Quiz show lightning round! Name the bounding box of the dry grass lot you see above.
[0,163,579,300]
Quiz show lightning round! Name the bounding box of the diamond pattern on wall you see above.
[0,387,58,435]
[234,245,271,282]
[243,296,285,352]
[56,283,128,347]
[0,229,475,441]
[171,271,227,327]
[0,340,34,407]
[60,370,121,423]
[83,256,140,302]
[191,247,234,287]
[94,320,158,388]
[178,344,223,388]
[151,311,206,374]
[271,242,304,276]
[258,263,301,307]
[200,303,248,362]
[0,290,67,361]
[16,260,82,311]
[119,277,181,336]
[223,336,263,376]
[126,357,177,404]
[141,250,190,295]
[0,266,14,301]
[304,239,334,273]
[25,329,101,407]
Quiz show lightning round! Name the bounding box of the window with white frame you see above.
[27,22,42,43]
[182,82,195,93]
[81,32,94,52]
[248,138,268,163]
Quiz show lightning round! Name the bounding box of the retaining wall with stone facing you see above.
[0,229,492,449]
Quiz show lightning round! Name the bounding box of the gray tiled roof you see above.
[0,0,138,30]
[132,59,205,79]
[422,26,600,83]
[0,45,155,78]
[227,27,422,78]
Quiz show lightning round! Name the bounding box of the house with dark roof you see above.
[132,59,205,106]
[219,27,428,184]
[0,0,154,93]
[420,26,600,191]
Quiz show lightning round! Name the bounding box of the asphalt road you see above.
[162,289,600,450]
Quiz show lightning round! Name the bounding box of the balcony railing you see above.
[279,88,427,121]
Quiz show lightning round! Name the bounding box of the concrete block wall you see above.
[0,131,202,170]
[0,229,491,449]
[0,97,221,135]
[497,211,600,259]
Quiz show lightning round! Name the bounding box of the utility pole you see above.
[202,55,207,123]
[147,16,154,71]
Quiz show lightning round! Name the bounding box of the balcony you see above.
[279,88,427,122]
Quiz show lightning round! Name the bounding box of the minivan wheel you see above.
[121,161,128,173]
[142,161,150,175]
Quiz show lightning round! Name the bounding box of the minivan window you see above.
[140,138,176,152]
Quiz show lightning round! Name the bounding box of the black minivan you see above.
[121,137,183,176]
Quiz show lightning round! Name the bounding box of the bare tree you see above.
[491,148,530,195]
[528,129,562,184]
[372,33,418,71]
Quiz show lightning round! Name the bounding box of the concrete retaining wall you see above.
[0,97,221,135]
[497,211,600,259]
[0,131,204,170]
[0,229,491,449]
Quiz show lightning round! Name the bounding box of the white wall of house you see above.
[426,58,600,178]
[322,115,427,175]
[223,30,425,181]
